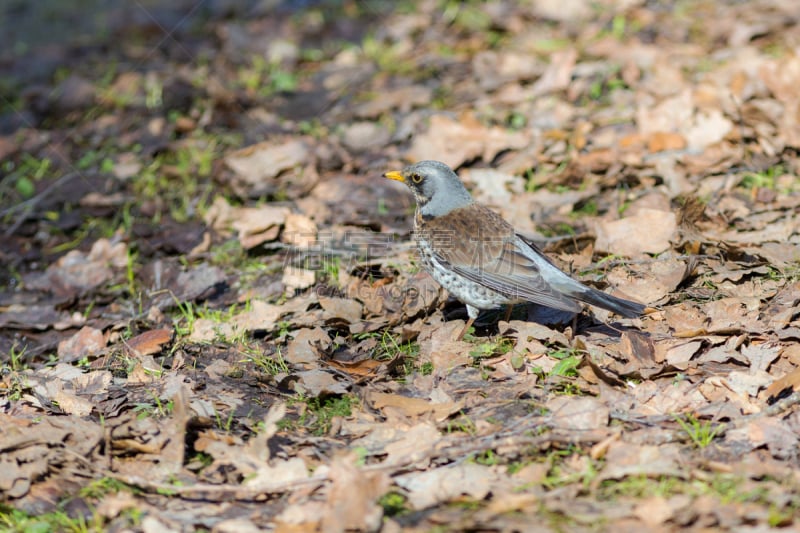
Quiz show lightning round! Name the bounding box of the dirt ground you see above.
[2,0,800,531]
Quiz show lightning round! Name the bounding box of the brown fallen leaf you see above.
[647,131,687,153]
[125,328,173,357]
[319,296,363,325]
[57,326,107,360]
[764,367,800,402]
[367,391,463,422]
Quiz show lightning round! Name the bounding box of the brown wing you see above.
[420,204,582,313]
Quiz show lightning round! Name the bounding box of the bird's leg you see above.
[456,317,475,341]
[456,305,481,341]
[503,304,514,323]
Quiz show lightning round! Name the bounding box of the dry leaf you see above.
[594,209,677,256]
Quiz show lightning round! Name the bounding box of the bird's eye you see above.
[410,173,423,184]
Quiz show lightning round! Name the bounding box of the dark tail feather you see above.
[576,287,645,318]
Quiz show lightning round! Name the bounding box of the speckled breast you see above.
[414,217,512,312]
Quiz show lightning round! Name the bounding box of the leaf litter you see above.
[1,0,800,530]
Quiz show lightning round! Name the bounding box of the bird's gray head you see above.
[383,160,474,216]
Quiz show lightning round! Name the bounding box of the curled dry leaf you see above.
[231,205,291,249]
[124,328,173,357]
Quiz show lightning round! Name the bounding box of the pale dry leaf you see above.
[530,0,592,21]
[606,258,687,305]
[713,214,798,245]
[665,303,707,336]
[395,463,497,510]
[57,326,106,359]
[547,396,609,431]
[203,359,232,380]
[72,371,112,395]
[244,457,310,492]
[641,379,707,414]
[594,208,677,256]
[230,298,294,332]
[531,48,578,97]
[33,238,128,295]
[726,417,799,459]
[407,113,529,168]
[282,212,317,248]
[473,51,541,90]
[500,320,570,347]
[188,318,237,343]
[381,422,442,464]
[230,205,290,249]
[462,168,523,205]
[633,496,687,527]
[663,341,703,368]
[320,454,390,533]
[740,342,781,373]
[759,53,800,105]
[636,90,693,136]
[340,121,391,152]
[703,298,749,333]
[354,85,433,118]
[417,321,473,370]
[45,380,93,417]
[275,500,326,530]
[293,369,350,397]
[724,370,773,398]
[368,391,463,422]
[282,267,316,292]
[126,361,161,385]
[319,296,363,324]
[285,327,331,366]
[599,442,684,481]
[225,139,309,182]
[685,110,733,150]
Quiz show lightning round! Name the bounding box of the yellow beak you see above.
[383,170,405,183]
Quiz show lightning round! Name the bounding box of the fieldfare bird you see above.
[384,160,645,340]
